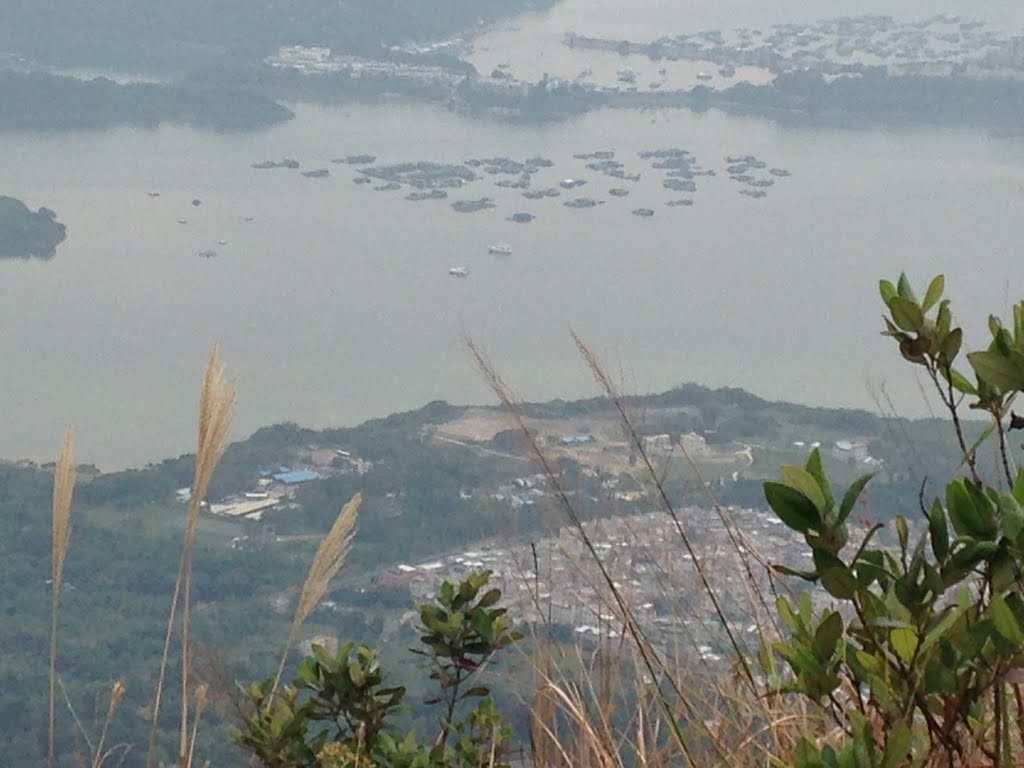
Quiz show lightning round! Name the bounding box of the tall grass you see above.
[147,346,236,768]
[49,427,77,768]
[468,333,817,767]
[40,344,365,767]
[272,492,362,695]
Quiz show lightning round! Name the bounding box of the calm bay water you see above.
[3,2,1024,468]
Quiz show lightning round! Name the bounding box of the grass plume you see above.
[49,426,76,768]
[146,345,235,768]
[91,681,126,768]
[272,492,362,694]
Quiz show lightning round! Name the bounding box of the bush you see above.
[234,570,522,768]
[761,274,1024,767]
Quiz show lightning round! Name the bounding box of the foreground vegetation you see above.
[11,272,1024,765]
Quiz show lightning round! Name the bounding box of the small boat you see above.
[177,219,188,225]
[448,266,469,277]
[198,249,218,259]
[696,71,713,81]
[488,243,512,255]
[217,239,228,245]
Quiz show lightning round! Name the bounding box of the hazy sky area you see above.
[2,0,1024,467]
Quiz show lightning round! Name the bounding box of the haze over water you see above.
[3,0,1024,469]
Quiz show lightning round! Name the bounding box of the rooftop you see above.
[273,469,322,485]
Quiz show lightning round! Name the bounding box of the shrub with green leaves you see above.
[233,570,521,768]
[761,274,1024,768]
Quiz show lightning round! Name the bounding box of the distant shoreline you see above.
[4,60,1024,138]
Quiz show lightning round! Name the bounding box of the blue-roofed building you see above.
[560,434,594,446]
[273,469,322,485]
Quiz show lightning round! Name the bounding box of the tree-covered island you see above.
[0,196,67,260]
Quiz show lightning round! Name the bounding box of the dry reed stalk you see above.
[467,337,722,766]
[57,674,95,758]
[468,336,811,766]
[186,684,209,768]
[272,492,362,694]
[49,426,76,768]
[146,346,235,768]
[91,681,126,768]
[570,331,757,691]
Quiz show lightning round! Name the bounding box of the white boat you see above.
[488,243,512,255]
[696,71,713,81]
[448,266,469,277]
[217,239,229,245]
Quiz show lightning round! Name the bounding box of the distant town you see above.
[187,399,887,654]
[262,14,1024,124]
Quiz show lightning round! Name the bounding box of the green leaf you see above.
[776,596,801,633]
[937,364,976,395]
[838,473,873,526]
[992,550,1018,593]
[920,596,970,654]
[897,272,916,302]
[804,448,835,511]
[928,500,949,561]
[814,550,859,599]
[946,479,989,539]
[477,588,501,608]
[813,611,844,661]
[955,420,994,473]
[772,564,820,581]
[968,349,1024,392]
[879,279,897,304]
[889,296,924,332]
[989,593,1024,643]
[890,627,918,663]
[895,515,909,553]
[1013,469,1024,506]
[939,327,962,364]
[963,480,997,536]
[921,274,945,312]
[997,327,1015,355]
[781,464,829,514]
[880,722,912,768]
[949,540,999,572]
[764,482,822,534]
[881,316,905,339]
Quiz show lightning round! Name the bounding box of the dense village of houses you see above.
[264,14,1024,111]
[371,498,835,657]
[179,408,884,653]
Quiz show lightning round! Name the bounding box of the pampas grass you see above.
[272,492,362,694]
[186,684,209,768]
[49,426,76,768]
[91,680,126,768]
[147,346,235,768]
